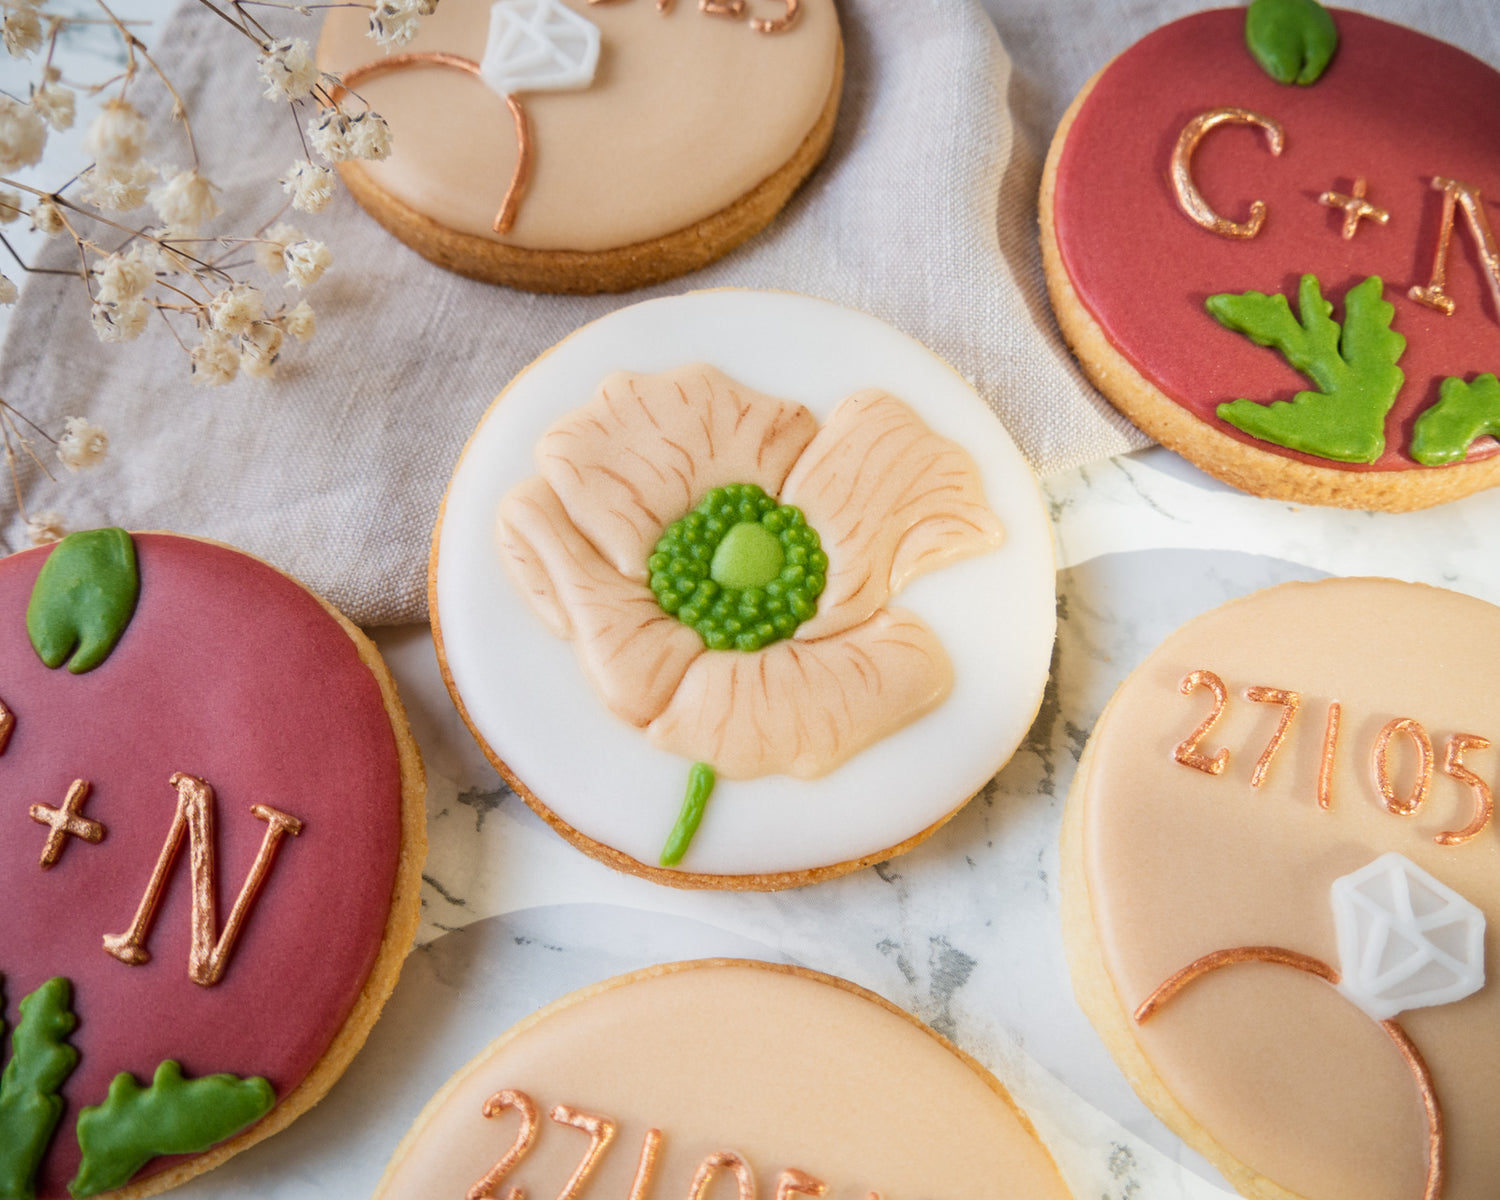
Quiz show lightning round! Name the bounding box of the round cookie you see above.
[1041,3,1500,510]
[374,958,1074,1200]
[429,289,1056,889]
[317,0,842,293]
[1,531,425,1199]
[1062,577,1500,1200]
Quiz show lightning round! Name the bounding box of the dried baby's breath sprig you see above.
[0,0,441,519]
[26,509,65,545]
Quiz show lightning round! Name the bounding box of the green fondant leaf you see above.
[1410,373,1500,466]
[1245,0,1338,85]
[660,762,716,867]
[0,977,82,1200]
[1209,274,1405,463]
[69,1061,274,1198]
[26,528,139,674]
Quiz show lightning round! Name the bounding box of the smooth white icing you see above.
[433,291,1056,877]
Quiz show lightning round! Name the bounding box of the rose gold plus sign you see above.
[30,779,106,868]
[1319,177,1390,240]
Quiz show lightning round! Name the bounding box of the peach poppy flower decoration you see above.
[497,363,1004,863]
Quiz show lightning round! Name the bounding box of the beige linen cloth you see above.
[2,0,1496,624]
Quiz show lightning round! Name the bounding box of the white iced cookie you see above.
[430,290,1056,889]
[373,960,1074,1200]
[1063,577,1500,1200]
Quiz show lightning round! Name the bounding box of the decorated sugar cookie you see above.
[429,290,1055,888]
[373,959,1074,1200]
[317,0,842,292]
[1041,0,1500,510]
[1,531,425,1199]
[1062,577,1500,1200]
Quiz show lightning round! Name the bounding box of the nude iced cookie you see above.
[1063,577,1500,1200]
[430,290,1056,888]
[317,0,841,292]
[374,959,1074,1200]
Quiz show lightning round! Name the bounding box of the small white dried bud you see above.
[78,162,156,212]
[95,248,154,302]
[32,82,74,130]
[85,98,147,172]
[0,188,19,223]
[209,282,265,336]
[306,107,352,162]
[190,328,239,386]
[0,95,46,173]
[258,37,319,102]
[240,321,285,379]
[56,417,109,471]
[280,159,335,214]
[90,297,150,343]
[149,169,220,232]
[27,511,66,546]
[254,222,301,275]
[3,8,42,57]
[30,197,64,236]
[281,299,315,342]
[0,273,16,305]
[368,0,421,48]
[346,110,391,160]
[283,239,332,288]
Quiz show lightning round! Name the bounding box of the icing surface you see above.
[433,290,1056,878]
[1078,578,1500,1199]
[316,0,840,251]
[1052,8,1500,472]
[374,961,1072,1200]
[1,534,404,1197]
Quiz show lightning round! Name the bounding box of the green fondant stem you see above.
[660,763,717,867]
[26,528,139,674]
[69,1061,274,1198]
[0,977,81,1200]
[1410,373,1500,466]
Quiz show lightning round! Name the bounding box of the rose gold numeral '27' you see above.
[465,1089,847,1200]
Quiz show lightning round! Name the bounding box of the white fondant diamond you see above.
[479,0,600,98]
[1331,851,1486,1021]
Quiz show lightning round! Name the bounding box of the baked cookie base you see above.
[1039,74,1500,514]
[339,43,842,294]
[99,536,428,1200]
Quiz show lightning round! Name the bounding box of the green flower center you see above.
[648,483,827,652]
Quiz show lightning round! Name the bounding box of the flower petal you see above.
[646,608,953,780]
[497,476,704,727]
[538,365,819,583]
[780,390,1005,640]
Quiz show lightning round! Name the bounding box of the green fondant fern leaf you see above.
[69,1061,274,1198]
[0,977,82,1200]
[1410,373,1500,466]
[1208,274,1405,463]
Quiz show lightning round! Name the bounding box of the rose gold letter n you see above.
[103,772,304,986]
